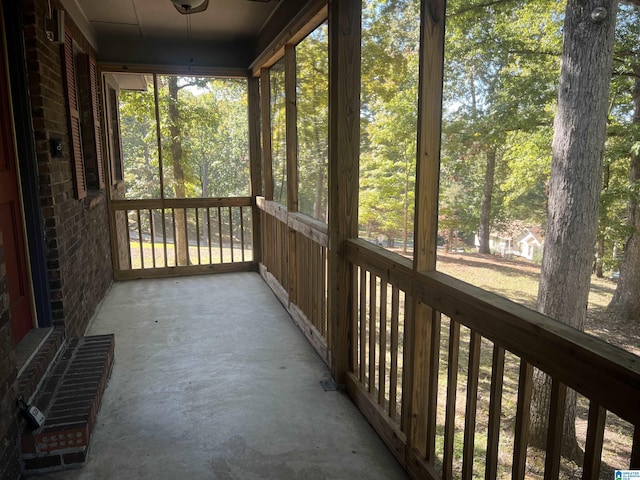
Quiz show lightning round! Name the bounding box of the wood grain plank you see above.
[443,319,460,480]
[582,401,605,480]
[389,286,400,423]
[111,197,252,210]
[114,261,257,281]
[462,330,481,480]
[346,372,407,468]
[285,44,298,213]
[378,279,388,407]
[631,426,640,469]
[369,272,377,395]
[327,0,361,383]
[248,76,263,264]
[544,380,567,480]
[359,267,367,383]
[346,238,640,425]
[485,344,505,480]
[512,360,533,480]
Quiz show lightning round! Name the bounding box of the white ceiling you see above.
[71,0,280,44]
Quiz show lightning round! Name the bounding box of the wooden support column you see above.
[406,0,446,469]
[285,44,298,213]
[248,76,263,264]
[328,0,361,384]
[285,44,299,304]
[260,68,274,200]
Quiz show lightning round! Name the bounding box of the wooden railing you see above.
[109,197,254,280]
[257,197,329,365]
[344,238,640,480]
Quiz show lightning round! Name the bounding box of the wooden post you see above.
[328,0,361,384]
[260,68,274,201]
[285,44,299,305]
[285,44,298,214]
[248,76,263,264]
[406,0,446,467]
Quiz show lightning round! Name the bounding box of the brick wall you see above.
[23,0,113,338]
[0,231,20,480]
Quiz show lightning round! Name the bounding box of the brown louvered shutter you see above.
[107,86,123,185]
[88,56,105,189]
[62,29,87,199]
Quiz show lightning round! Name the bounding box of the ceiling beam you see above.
[97,37,254,71]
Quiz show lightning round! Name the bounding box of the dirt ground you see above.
[433,250,640,356]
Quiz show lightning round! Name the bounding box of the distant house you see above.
[474,233,515,256]
[515,227,544,260]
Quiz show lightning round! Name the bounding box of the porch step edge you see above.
[18,334,115,475]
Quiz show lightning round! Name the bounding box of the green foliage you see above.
[270,60,287,205]
[441,0,562,246]
[359,0,419,248]
[297,23,329,221]
[119,76,250,200]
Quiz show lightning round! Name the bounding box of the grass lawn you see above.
[434,251,639,356]
[434,252,637,478]
[371,249,637,478]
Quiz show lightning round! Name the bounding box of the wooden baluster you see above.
[229,206,234,263]
[183,208,190,266]
[631,426,640,468]
[161,208,168,268]
[125,210,132,270]
[369,273,377,395]
[149,209,156,269]
[544,379,567,480]
[240,206,245,262]
[462,330,481,480]
[172,208,178,267]
[136,209,144,269]
[582,401,606,480]
[389,286,400,424]
[359,267,367,383]
[485,344,505,480]
[512,360,533,480]
[217,206,223,263]
[443,319,460,480]
[378,279,388,407]
[207,207,212,264]
[195,207,201,265]
[427,310,441,461]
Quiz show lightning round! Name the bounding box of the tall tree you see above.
[532,0,618,458]
[609,15,640,320]
[442,0,561,252]
[167,76,191,266]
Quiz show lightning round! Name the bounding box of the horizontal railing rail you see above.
[109,197,255,280]
[345,237,640,479]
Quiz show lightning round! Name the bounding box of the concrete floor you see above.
[39,272,407,480]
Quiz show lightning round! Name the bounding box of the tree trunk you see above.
[478,147,496,254]
[609,55,640,320]
[532,0,617,461]
[168,77,190,266]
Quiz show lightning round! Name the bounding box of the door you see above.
[0,22,34,345]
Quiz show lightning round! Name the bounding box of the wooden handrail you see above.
[345,237,640,426]
[110,197,252,210]
[256,196,329,246]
